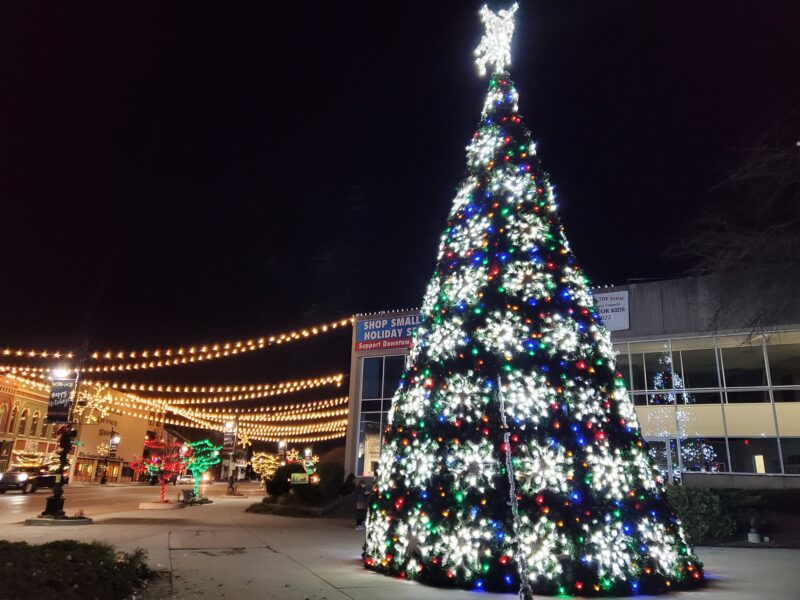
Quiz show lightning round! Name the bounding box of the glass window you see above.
[728,438,781,473]
[614,348,632,390]
[768,344,800,387]
[383,356,405,398]
[774,389,800,402]
[781,438,800,474]
[360,400,383,413]
[725,390,770,403]
[648,391,676,406]
[679,437,729,473]
[645,351,673,391]
[721,345,767,387]
[632,393,647,406]
[0,405,6,431]
[680,391,722,405]
[7,406,17,433]
[678,349,720,389]
[362,357,383,400]
[357,413,383,477]
[629,352,646,391]
[29,413,39,436]
[17,409,28,435]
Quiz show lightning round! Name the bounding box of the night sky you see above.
[1,1,799,384]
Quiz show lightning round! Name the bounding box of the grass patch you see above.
[0,539,153,600]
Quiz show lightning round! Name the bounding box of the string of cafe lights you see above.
[2,368,351,440]
[169,396,349,418]
[0,365,345,405]
[185,406,350,423]
[86,373,344,396]
[0,316,354,371]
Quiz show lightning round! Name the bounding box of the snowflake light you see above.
[474,3,519,76]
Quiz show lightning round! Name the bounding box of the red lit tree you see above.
[130,439,185,503]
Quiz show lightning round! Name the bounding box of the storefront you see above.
[345,274,800,486]
[344,310,419,477]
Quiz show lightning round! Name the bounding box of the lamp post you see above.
[40,358,83,518]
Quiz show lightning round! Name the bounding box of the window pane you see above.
[680,391,722,405]
[357,413,383,477]
[768,344,800,387]
[721,346,767,387]
[360,400,383,412]
[632,393,647,406]
[382,400,393,411]
[630,353,646,391]
[362,357,383,400]
[781,438,800,474]
[774,388,800,402]
[678,349,720,389]
[725,390,770,403]
[728,438,781,473]
[679,437,728,473]
[614,350,632,390]
[383,355,405,398]
[645,351,673,391]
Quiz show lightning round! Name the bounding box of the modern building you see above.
[0,373,166,481]
[345,273,800,487]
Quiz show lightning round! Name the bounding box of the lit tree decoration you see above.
[130,439,184,503]
[364,4,704,597]
[183,439,222,497]
[250,452,280,488]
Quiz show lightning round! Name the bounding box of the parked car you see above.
[0,466,66,494]
[176,473,194,485]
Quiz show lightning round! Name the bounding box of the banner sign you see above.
[355,314,420,352]
[593,290,630,331]
[47,378,76,423]
[223,431,236,453]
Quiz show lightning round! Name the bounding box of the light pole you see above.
[41,358,83,518]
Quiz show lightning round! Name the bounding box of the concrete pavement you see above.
[1,484,799,599]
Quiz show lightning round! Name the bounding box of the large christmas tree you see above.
[364,4,704,597]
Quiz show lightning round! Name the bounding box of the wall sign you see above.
[354,314,420,352]
[593,290,630,332]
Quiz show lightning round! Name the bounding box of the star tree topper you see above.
[474,3,519,76]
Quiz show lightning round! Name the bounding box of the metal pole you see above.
[40,351,85,518]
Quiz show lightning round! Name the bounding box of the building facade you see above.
[0,373,165,482]
[345,274,800,485]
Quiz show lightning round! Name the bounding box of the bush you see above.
[316,462,345,499]
[0,539,152,600]
[265,463,306,496]
[666,485,735,543]
[292,482,323,504]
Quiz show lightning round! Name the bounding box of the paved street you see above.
[0,481,240,525]
[0,482,798,599]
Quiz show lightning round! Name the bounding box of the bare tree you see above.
[666,114,800,332]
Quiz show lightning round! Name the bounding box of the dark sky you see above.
[1,1,799,378]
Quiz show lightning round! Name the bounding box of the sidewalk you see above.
[1,497,799,599]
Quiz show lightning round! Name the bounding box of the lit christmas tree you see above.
[364,4,704,596]
[183,439,222,497]
[647,352,718,479]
